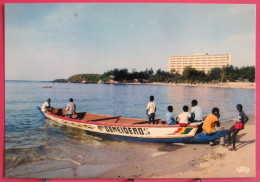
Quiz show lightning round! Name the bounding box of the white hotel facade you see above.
[168,54,232,74]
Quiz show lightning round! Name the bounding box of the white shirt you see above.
[147,102,156,115]
[178,112,191,124]
[41,102,49,112]
[191,106,203,121]
[67,102,76,115]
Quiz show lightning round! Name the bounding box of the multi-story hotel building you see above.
[168,54,232,74]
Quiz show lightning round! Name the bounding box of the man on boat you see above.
[202,107,222,146]
[146,95,156,124]
[66,98,76,118]
[41,98,52,112]
[190,99,203,122]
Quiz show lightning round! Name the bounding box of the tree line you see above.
[54,65,255,83]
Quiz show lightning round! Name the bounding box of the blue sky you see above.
[5,3,256,81]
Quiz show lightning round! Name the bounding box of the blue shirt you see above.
[166,112,175,125]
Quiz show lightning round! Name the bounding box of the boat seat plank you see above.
[133,119,166,125]
[89,116,121,122]
[82,114,104,121]
[52,108,65,116]
[75,112,86,119]
[132,120,150,125]
[62,109,67,116]
[51,108,60,114]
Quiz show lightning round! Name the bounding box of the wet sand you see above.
[98,113,255,179]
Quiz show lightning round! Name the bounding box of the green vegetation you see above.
[54,65,255,84]
[67,74,100,83]
[54,74,101,83]
[99,66,255,83]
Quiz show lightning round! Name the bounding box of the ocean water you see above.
[4,80,255,178]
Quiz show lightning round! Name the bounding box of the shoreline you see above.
[8,80,256,90]
[117,81,255,89]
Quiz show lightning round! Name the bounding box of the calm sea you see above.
[4,80,255,178]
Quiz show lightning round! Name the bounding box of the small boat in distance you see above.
[37,107,228,143]
[41,85,52,88]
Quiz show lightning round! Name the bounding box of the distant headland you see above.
[54,66,255,88]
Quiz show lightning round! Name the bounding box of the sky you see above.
[5,3,256,81]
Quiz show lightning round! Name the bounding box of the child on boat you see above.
[166,106,176,125]
[146,95,156,124]
[202,107,221,146]
[190,99,203,122]
[176,105,191,127]
[226,104,249,151]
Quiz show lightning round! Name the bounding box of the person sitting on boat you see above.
[176,105,191,127]
[41,98,52,112]
[202,107,222,146]
[190,99,203,123]
[66,98,77,118]
[166,106,176,125]
[146,95,156,124]
[226,104,249,151]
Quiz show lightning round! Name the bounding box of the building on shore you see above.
[168,53,232,74]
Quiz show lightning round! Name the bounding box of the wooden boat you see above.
[37,107,228,143]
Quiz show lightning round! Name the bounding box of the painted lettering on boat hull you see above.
[97,125,150,135]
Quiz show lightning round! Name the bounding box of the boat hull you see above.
[37,106,228,143]
[84,129,228,143]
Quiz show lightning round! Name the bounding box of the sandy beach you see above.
[98,113,255,179]
[149,82,256,90]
